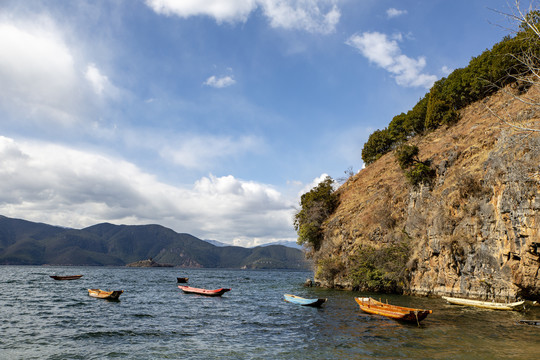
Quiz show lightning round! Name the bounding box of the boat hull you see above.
[284,294,327,307]
[442,296,529,311]
[50,275,83,280]
[518,319,540,326]
[355,297,432,323]
[178,286,230,297]
[88,289,123,300]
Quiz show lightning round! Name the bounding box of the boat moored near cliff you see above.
[284,294,327,307]
[442,296,534,311]
[355,297,432,323]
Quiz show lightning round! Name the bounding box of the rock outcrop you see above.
[316,86,540,301]
[125,258,174,267]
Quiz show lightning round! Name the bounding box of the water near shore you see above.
[1,266,538,359]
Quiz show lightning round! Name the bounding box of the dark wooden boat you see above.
[50,275,83,280]
[518,319,540,326]
[355,297,432,323]
[88,289,123,300]
[177,277,189,283]
[178,285,230,297]
[284,294,327,307]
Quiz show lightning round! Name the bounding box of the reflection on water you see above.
[0,266,538,359]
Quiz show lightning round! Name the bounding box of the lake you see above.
[1,266,538,359]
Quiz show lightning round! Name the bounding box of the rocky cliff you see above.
[316,85,540,301]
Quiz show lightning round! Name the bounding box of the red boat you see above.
[178,285,230,297]
[50,275,83,280]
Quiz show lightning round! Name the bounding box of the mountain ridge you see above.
[0,215,309,269]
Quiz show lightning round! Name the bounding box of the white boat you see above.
[442,296,532,311]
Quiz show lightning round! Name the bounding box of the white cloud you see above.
[145,0,341,34]
[204,75,236,88]
[85,63,117,97]
[346,31,437,88]
[145,0,257,23]
[260,0,340,34]
[0,136,296,245]
[441,65,452,75]
[297,173,332,197]
[0,18,119,128]
[0,20,79,125]
[160,134,261,169]
[386,8,407,18]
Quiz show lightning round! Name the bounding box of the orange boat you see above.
[50,275,83,280]
[88,289,123,300]
[355,297,432,323]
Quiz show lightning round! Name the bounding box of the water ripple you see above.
[1,266,539,360]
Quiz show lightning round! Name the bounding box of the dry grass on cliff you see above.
[334,83,540,240]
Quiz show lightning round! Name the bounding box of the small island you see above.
[126,258,174,268]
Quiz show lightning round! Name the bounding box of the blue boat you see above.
[284,294,327,307]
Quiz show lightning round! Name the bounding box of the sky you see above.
[0,0,525,247]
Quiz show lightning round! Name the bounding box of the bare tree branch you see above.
[486,0,540,133]
[485,104,540,132]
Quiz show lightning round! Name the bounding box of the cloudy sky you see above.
[0,0,518,246]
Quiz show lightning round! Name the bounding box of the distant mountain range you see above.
[204,239,302,249]
[0,215,310,269]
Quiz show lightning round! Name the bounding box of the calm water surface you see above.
[1,266,539,359]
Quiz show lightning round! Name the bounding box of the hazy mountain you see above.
[203,239,228,247]
[203,239,303,250]
[0,215,309,269]
[259,240,303,250]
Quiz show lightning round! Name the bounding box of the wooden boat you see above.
[50,275,83,280]
[442,296,531,311]
[284,294,327,307]
[176,277,189,283]
[518,319,540,326]
[355,297,432,323]
[178,285,230,297]
[88,289,123,300]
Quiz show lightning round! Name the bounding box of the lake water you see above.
[1,266,539,359]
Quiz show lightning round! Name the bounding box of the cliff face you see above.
[318,86,540,301]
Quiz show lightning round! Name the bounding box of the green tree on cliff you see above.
[361,12,540,165]
[294,176,338,251]
[396,144,436,187]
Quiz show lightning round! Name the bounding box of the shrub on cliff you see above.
[294,176,338,251]
[395,144,436,187]
[315,258,345,286]
[349,242,410,293]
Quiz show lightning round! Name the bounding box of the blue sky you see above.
[0,0,523,246]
